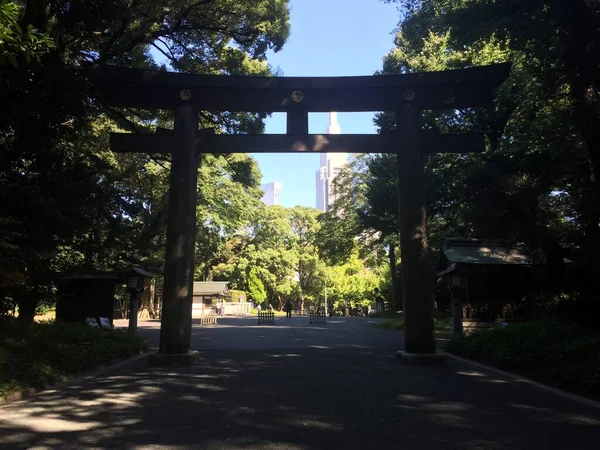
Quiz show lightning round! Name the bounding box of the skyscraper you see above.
[260,182,281,206]
[315,112,347,212]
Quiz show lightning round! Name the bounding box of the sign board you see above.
[85,317,100,327]
[99,317,112,329]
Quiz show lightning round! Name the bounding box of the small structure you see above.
[56,267,155,328]
[436,238,536,332]
[56,270,122,327]
[192,281,230,317]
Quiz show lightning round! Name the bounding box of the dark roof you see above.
[193,282,230,296]
[442,238,531,266]
[62,270,122,281]
[62,266,156,281]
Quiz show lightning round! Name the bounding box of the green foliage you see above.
[247,268,266,305]
[446,320,600,396]
[374,312,450,332]
[375,318,405,330]
[323,252,382,309]
[228,289,246,303]
[372,0,600,315]
[0,319,149,399]
[0,1,291,320]
[0,2,54,68]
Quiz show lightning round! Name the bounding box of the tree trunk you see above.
[389,244,399,312]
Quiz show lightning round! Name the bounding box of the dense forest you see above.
[1,0,600,326]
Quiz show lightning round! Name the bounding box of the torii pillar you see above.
[158,104,199,358]
[396,103,439,362]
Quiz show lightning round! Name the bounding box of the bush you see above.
[373,312,451,333]
[0,319,149,399]
[445,319,600,396]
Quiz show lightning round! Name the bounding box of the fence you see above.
[199,315,218,325]
[223,302,252,316]
[257,311,275,325]
[309,311,327,324]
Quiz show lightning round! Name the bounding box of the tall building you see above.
[316,112,347,212]
[260,182,281,206]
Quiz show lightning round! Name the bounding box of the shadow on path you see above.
[1,346,599,449]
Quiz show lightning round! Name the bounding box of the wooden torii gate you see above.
[89,63,510,364]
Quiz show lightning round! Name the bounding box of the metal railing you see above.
[309,311,327,324]
[257,311,275,325]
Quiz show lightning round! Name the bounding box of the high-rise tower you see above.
[316,112,348,212]
[260,182,281,206]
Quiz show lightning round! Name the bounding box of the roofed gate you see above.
[88,63,510,361]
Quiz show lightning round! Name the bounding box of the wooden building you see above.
[435,238,538,330]
[192,281,230,317]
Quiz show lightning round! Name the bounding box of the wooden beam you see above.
[286,109,309,135]
[110,132,486,154]
[89,63,511,112]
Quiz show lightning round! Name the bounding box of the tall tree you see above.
[0,0,291,321]
[379,0,595,307]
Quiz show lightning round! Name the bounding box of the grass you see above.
[373,311,451,333]
[0,319,150,400]
[445,319,600,398]
[250,308,287,316]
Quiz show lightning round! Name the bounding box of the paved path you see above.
[0,317,599,449]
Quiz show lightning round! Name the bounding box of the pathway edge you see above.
[443,350,600,410]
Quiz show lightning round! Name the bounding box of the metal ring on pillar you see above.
[179,89,192,101]
[291,90,304,103]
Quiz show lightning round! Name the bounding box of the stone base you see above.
[147,350,200,367]
[397,350,447,366]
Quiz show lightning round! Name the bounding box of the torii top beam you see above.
[88,63,511,112]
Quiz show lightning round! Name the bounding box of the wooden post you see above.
[128,290,139,334]
[451,290,463,335]
[158,104,199,354]
[396,105,436,354]
[389,243,399,312]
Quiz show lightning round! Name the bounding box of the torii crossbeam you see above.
[88,62,510,364]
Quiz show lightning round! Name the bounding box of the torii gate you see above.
[89,63,510,365]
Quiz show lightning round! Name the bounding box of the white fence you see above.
[223,302,252,316]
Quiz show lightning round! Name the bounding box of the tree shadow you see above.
[0,348,599,449]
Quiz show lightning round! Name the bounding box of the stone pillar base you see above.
[147,350,200,367]
[397,350,446,366]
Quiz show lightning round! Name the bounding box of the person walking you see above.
[285,300,293,319]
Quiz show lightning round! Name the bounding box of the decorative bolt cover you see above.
[403,89,416,101]
[291,90,304,103]
[179,89,192,101]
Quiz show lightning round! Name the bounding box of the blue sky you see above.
[253,0,401,208]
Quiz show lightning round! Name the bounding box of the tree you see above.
[378,0,597,315]
[0,0,291,321]
[0,1,53,68]
[247,268,266,306]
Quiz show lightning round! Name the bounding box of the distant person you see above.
[285,300,293,319]
[328,303,334,318]
[257,304,262,313]
[268,304,274,312]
